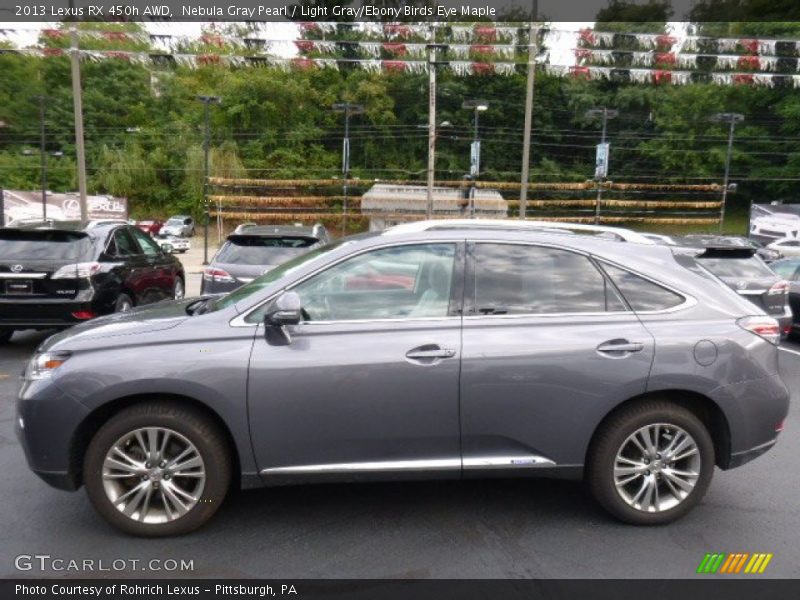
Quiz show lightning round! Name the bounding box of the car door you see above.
[109,227,150,304]
[130,226,173,301]
[459,241,656,474]
[247,241,465,482]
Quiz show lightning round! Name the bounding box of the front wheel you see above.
[114,293,134,313]
[587,400,714,525]
[83,402,231,536]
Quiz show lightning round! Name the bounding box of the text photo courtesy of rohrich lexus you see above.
[3,5,800,593]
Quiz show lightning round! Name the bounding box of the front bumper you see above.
[15,378,89,491]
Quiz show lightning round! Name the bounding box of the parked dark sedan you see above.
[677,237,792,336]
[0,223,184,343]
[201,224,328,295]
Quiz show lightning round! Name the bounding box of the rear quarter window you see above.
[602,263,685,312]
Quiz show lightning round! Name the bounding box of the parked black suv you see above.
[0,223,185,343]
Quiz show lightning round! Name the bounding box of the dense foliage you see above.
[2,19,800,223]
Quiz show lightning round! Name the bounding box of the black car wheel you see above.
[587,399,714,525]
[173,277,185,300]
[83,401,231,536]
[115,294,134,313]
[0,329,14,344]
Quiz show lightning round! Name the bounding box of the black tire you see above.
[0,329,13,344]
[83,401,231,537]
[587,400,714,525]
[114,293,134,313]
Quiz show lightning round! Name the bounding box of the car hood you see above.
[40,299,194,351]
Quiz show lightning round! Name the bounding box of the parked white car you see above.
[750,212,800,240]
[767,237,800,257]
[155,234,190,254]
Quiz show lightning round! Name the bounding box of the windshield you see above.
[698,257,775,279]
[0,230,92,260]
[209,240,348,311]
[165,219,183,226]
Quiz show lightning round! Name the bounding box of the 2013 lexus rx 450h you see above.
[16,221,790,536]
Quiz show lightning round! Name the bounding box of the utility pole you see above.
[197,95,221,265]
[68,11,88,227]
[35,95,47,220]
[519,0,539,220]
[426,26,438,220]
[586,107,618,224]
[462,100,489,218]
[711,112,744,233]
[332,102,364,236]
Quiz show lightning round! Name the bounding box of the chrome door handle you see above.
[596,341,644,353]
[406,347,457,360]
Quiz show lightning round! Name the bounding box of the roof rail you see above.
[384,219,655,245]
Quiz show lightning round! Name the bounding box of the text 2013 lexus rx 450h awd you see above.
[16,220,790,536]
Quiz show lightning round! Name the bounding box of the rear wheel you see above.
[83,402,231,536]
[0,329,14,344]
[114,293,134,313]
[587,400,714,525]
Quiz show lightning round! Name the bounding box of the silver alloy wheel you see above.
[613,423,701,513]
[102,427,206,524]
[174,279,185,300]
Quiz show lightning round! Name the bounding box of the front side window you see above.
[291,243,457,321]
[470,243,626,315]
[603,263,685,312]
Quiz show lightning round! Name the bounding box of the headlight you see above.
[25,351,72,380]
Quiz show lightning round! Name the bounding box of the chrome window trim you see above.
[260,455,556,476]
[230,238,462,328]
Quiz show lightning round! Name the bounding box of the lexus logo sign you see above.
[11,264,23,273]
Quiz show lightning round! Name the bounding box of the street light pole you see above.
[711,112,744,233]
[585,107,618,224]
[196,95,221,266]
[519,0,539,220]
[35,95,47,220]
[332,102,364,236]
[463,100,489,218]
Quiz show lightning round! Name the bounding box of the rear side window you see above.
[602,263,685,312]
[112,229,140,257]
[470,243,627,315]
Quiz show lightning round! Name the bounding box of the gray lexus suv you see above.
[15,220,790,536]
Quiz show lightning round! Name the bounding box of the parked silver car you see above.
[16,220,789,536]
[160,215,195,238]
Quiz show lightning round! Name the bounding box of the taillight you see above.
[737,316,781,345]
[768,280,789,296]
[202,267,235,283]
[52,262,101,279]
[71,310,96,320]
[775,420,785,433]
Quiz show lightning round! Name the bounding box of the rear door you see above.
[130,226,174,300]
[459,242,657,472]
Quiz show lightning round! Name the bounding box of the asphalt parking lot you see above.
[1,327,799,579]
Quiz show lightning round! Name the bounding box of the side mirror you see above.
[162,243,174,254]
[265,291,303,327]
